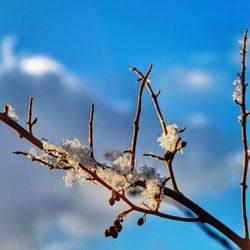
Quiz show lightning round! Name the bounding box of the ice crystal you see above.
[112,153,133,174]
[157,124,182,153]
[232,77,243,103]
[142,179,162,210]
[6,104,18,121]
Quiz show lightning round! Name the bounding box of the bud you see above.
[104,229,111,237]
[108,197,115,206]
[109,226,117,234]
[111,230,118,239]
[113,220,122,232]
[181,141,187,148]
[137,217,144,226]
[114,194,120,201]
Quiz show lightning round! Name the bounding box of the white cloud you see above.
[0,35,80,90]
[20,56,62,76]
[187,112,210,127]
[0,35,16,70]
[186,70,213,88]
[159,67,215,91]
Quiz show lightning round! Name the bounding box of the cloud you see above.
[158,67,215,91]
[187,112,210,127]
[20,56,62,76]
[0,35,16,70]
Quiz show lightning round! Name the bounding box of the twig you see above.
[129,66,180,192]
[88,104,94,158]
[129,66,167,134]
[129,65,153,170]
[143,153,165,161]
[13,151,56,170]
[26,96,38,134]
[239,29,249,239]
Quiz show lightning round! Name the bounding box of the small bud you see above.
[114,194,120,201]
[108,226,119,239]
[113,220,122,232]
[181,141,187,148]
[109,226,117,234]
[104,229,111,237]
[108,197,115,206]
[111,230,118,239]
[137,217,144,226]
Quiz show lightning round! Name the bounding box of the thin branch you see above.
[88,104,94,158]
[129,66,180,192]
[26,96,37,134]
[129,64,153,170]
[13,151,56,169]
[129,66,167,134]
[0,112,43,149]
[239,29,249,239]
[143,153,165,161]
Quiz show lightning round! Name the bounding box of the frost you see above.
[63,168,76,188]
[112,153,133,174]
[232,77,242,103]
[63,167,90,187]
[27,138,165,210]
[142,179,162,210]
[138,165,160,179]
[157,124,183,153]
[6,104,18,121]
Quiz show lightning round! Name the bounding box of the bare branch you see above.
[143,153,165,161]
[129,64,153,170]
[26,96,37,134]
[239,29,249,239]
[129,66,180,192]
[88,103,94,158]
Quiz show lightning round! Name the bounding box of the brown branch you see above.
[0,112,43,149]
[143,153,165,161]
[88,104,94,158]
[26,96,37,134]
[129,66,180,192]
[129,66,167,134]
[239,29,249,240]
[13,151,56,169]
[129,64,153,170]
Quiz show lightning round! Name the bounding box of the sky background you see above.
[0,0,250,250]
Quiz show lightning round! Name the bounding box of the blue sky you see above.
[0,1,250,250]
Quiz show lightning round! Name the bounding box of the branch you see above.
[129,64,153,170]
[129,66,180,192]
[26,96,37,134]
[239,29,249,239]
[88,104,94,158]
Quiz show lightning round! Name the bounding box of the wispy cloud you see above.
[0,35,16,70]
[158,67,216,91]
[187,112,210,127]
